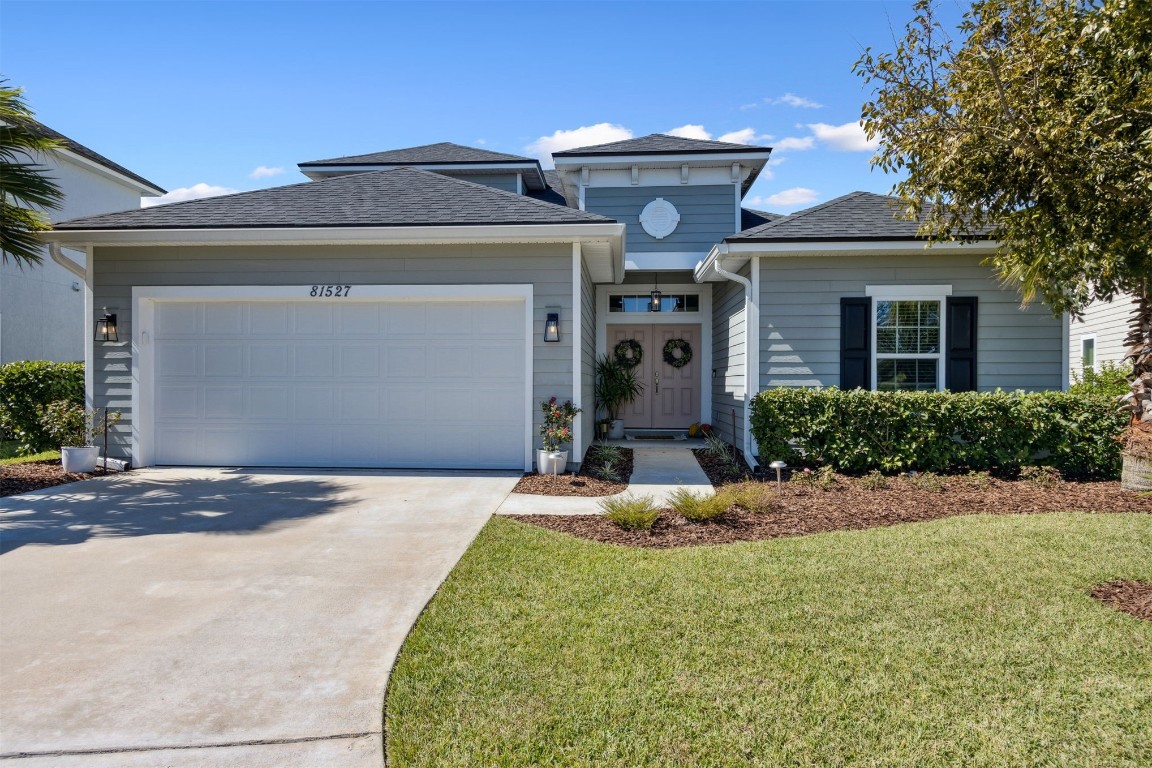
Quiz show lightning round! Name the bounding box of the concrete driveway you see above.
[0,467,519,766]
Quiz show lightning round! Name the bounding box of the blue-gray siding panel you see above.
[585,185,736,255]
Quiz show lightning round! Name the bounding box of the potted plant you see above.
[539,397,581,475]
[593,354,644,439]
[37,400,121,473]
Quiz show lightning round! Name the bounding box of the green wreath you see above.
[613,339,643,368]
[663,338,693,368]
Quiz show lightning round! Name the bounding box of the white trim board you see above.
[131,284,535,470]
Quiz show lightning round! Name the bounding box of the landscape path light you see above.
[769,460,787,492]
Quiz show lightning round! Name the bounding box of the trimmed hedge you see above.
[0,361,84,453]
[751,388,1127,479]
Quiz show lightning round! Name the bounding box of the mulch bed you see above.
[1,460,96,498]
[512,448,634,497]
[509,473,1152,549]
[1091,580,1152,622]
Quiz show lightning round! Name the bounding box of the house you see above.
[1068,294,1139,381]
[0,120,164,364]
[43,135,1066,472]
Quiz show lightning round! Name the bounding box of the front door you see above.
[610,324,701,429]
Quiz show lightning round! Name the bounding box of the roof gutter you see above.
[697,244,759,470]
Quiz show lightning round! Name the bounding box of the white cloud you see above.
[525,123,633,166]
[773,136,815,151]
[807,121,880,152]
[475,138,487,145]
[141,183,239,208]
[771,93,823,109]
[666,124,711,140]
[765,187,819,207]
[248,166,284,179]
[738,102,760,111]
[717,128,761,145]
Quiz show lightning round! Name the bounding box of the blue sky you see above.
[2,0,963,213]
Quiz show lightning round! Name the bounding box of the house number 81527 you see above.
[309,285,352,297]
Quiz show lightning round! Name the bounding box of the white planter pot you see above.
[61,446,99,474]
[607,419,625,440]
[536,449,568,476]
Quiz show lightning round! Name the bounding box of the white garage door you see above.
[151,299,526,469]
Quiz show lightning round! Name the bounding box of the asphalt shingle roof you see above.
[728,191,987,242]
[528,170,574,208]
[299,142,537,167]
[554,133,772,157]
[54,167,613,230]
[17,118,165,194]
[740,208,782,230]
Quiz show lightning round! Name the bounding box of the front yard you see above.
[386,513,1152,767]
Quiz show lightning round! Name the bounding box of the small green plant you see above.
[964,470,993,489]
[790,467,817,489]
[1020,465,1062,488]
[1069,360,1132,399]
[815,465,838,491]
[723,481,778,513]
[860,470,890,490]
[600,494,661,531]
[588,441,624,465]
[667,487,730,522]
[704,432,732,459]
[37,401,120,448]
[592,459,622,483]
[907,471,945,493]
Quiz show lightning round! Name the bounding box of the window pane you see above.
[896,328,919,353]
[609,294,699,313]
[876,328,897,353]
[609,296,624,312]
[921,327,940,353]
[897,301,919,325]
[1081,338,1095,369]
[877,358,938,391]
[876,301,894,327]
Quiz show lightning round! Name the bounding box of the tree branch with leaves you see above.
[855,0,1151,431]
[0,81,64,267]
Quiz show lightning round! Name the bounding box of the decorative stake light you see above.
[649,272,662,312]
[543,312,560,342]
[95,310,118,342]
[769,460,787,492]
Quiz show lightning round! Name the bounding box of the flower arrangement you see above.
[540,397,581,452]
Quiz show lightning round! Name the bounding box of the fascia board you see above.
[42,222,626,248]
[552,151,772,169]
[59,148,166,196]
[723,239,999,256]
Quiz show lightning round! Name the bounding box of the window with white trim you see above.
[1080,335,1097,373]
[866,286,951,392]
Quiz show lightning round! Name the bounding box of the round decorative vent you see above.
[639,198,680,239]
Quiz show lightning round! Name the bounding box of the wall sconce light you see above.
[649,273,662,312]
[95,310,118,342]
[544,312,560,342]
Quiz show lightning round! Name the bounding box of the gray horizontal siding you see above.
[579,257,596,462]
[711,263,749,447]
[91,243,573,462]
[1069,293,1137,379]
[585,185,736,255]
[758,253,1064,393]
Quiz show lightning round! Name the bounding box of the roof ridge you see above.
[300,141,536,166]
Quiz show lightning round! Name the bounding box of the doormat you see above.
[625,434,687,441]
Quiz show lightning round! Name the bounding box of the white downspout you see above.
[711,246,760,470]
[49,241,87,279]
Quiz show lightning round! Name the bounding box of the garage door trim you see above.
[132,284,534,469]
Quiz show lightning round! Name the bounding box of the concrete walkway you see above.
[0,467,520,767]
[495,442,714,516]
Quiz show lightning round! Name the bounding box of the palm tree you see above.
[1,81,64,267]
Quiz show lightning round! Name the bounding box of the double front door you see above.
[609,324,701,429]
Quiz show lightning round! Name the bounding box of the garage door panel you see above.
[152,298,526,468]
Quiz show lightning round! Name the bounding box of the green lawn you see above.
[386,514,1152,767]
[0,441,59,465]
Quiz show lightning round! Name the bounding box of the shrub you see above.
[37,401,120,448]
[0,361,84,453]
[860,470,890,490]
[750,388,1126,480]
[907,471,945,493]
[964,470,993,489]
[724,481,778,513]
[592,460,622,483]
[588,441,624,465]
[1020,465,1063,488]
[600,494,660,531]
[667,488,729,522]
[1069,361,1132,399]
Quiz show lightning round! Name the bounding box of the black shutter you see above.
[840,297,871,390]
[945,297,978,391]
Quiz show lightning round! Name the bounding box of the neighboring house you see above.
[43,135,1065,471]
[1068,294,1139,381]
[0,120,164,364]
